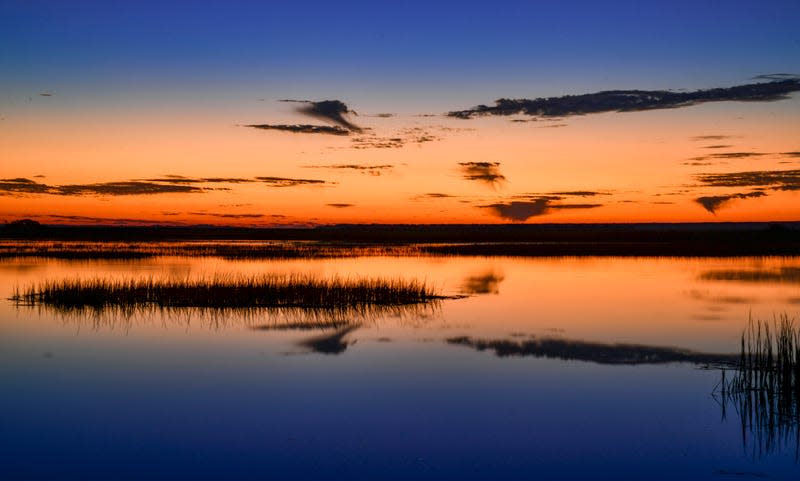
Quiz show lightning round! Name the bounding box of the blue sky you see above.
[2,0,799,111]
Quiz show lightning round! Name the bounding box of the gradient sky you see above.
[2,0,799,225]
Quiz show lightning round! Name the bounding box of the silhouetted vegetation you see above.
[716,315,800,459]
[11,275,443,312]
[2,220,800,260]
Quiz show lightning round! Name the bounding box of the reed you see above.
[11,274,443,311]
[717,314,800,459]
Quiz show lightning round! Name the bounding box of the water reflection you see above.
[460,270,505,295]
[12,302,441,332]
[701,266,800,284]
[447,336,739,366]
[297,326,360,354]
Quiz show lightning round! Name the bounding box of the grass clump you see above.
[11,275,442,312]
[717,314,800,459]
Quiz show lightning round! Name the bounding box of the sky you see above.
[1,0,800,225]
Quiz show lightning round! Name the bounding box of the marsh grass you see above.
[716,314,800,459]
[11,274,442,311]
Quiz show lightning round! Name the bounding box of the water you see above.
[1,249,799,479]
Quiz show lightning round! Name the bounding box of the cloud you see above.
[702,145,733,149]
[782,151,800,158]
[34,214,184,225]
[691,135,734,141]
[55,181,203,196]
[282,99,362,132]
[546,190,610,197]
[326,203,353,208]
[0,178,52,195]
[751,73,800,81]
[189,212,265,219]
[304,164,393,176]
[244,124,350,135]
[459,162,506,187]
[694,169,800,190]
[689,152,768,161]
[255,176,334,187]
[348,127,440,149]
[413,193,456,200]
[0,178,203,196]
[144,175,255,184]
[480,199,602,221]
[448,79,800,119]
[446,336,737,366]
[695,191,766,214]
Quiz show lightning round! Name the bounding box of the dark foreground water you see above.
[1,251,799,480]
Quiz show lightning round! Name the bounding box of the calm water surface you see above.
[1,250,799,479]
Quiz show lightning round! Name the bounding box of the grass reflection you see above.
[716,315,800,460]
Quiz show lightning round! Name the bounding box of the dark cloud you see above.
[459,162,506,187]
[326,203,353,208]
[189,212,265,219]
[0,178,52,195]
[304,164,393,176]
[480,200,545,221]
[782,152,800,158]
[446,336,737,366]
[751,73,800,81]
[55,181,202,196]
[547,190,610,197]
[694,169,800,190]
[144,175,255,184]
[349,127,440,149]
[281,99,361,132]
[414,193,456,200]
[448,79,800,119]
[702,145,733,149]
[36,214,183,225]
[695,191,766,214]
[692,135,734,141]
[480,199,602,221]
[255,176,334,187]
[0,178,203,196]
[690,152,768,161]
[245,124,350,135]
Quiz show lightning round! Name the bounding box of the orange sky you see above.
[2,93,799,225]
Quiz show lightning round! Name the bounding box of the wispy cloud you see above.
[0,178,203,196]
[689,152,768,161]
[143,175,255,184]
[255,176,334,187]
[244,124,350,135]
[304,164,393,176]
[694,169,800,190]
[189,212,266,219]
[326,203,353,208]
[449,79,800,119]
